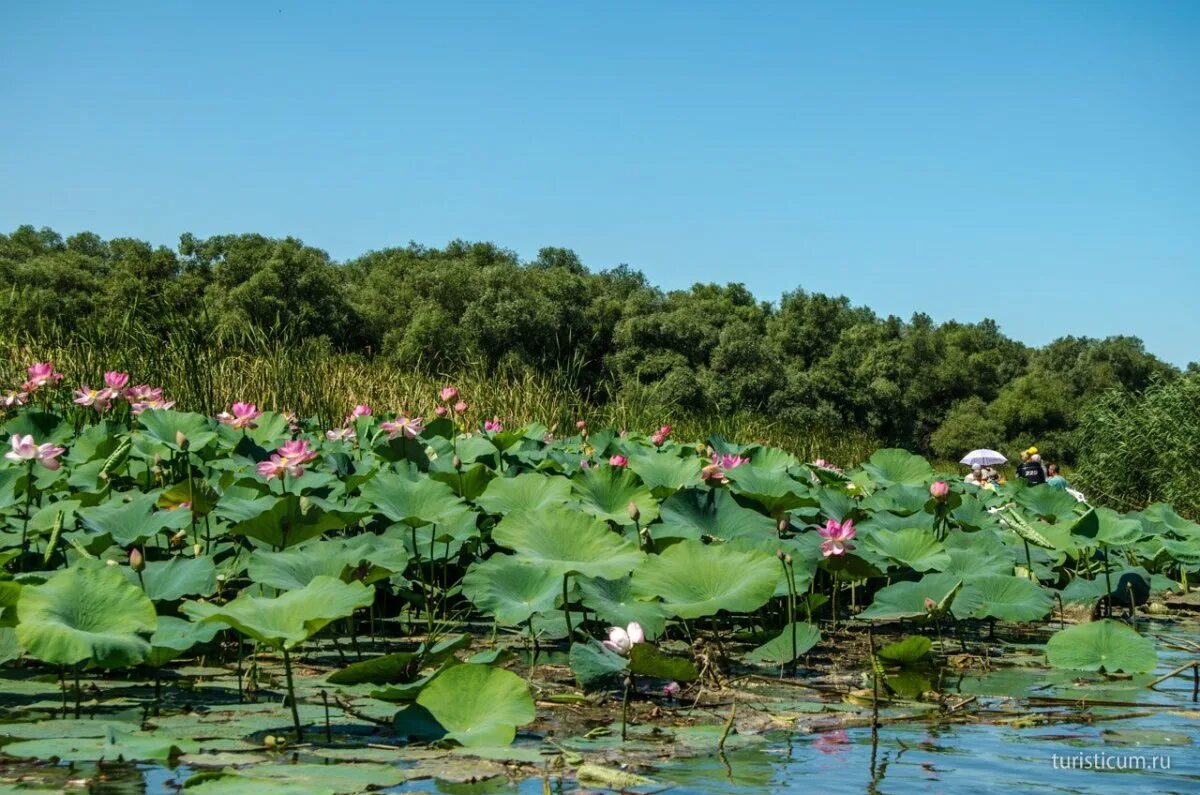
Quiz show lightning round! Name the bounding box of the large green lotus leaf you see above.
[817,487,857,523]
[1136,503,1200,540]
[861,484,931,516]
[360,472,464,527]
[77,492,192,546]
[1046,619,1157,674]
[125,554,217,601]
[0,626,22,664]
[950,497,1002,532]
[492,508,644,579]
[429,462,494,501]
[461,555,561,625]
[1070,508,1144,548]
[626,452,703,498]
[215,410,291,449]
[145,615,220,667]
[16,564,156,667]
[655,489,775,541]
[724,466,811,514]
[197,763,405,795]
[861,449,933,487]
[248,534,409,591]
[934,547,1014,580]
[727,535,816,598]
[576,575,667,638]
[862,509,936,534]
[862,528,950,572]
[571,467,659,526]
[193,576,373,649]
[473,472,572,515]
[137,409,218,453]
[1059,567,1151,605]
[876,635,932,664]
[628,642,699,682]
[223,494,353,549]
[951,575,1053,622]
[856,573,962,621]
[4,411,71,444]
[415,663,535,747]
[2,724,196,763]
[569,639,629,690]
[1159,537,1200,566]
[742,622,820,666]
[631,540,779,619]
[1015,485,1082,524]
[741,445,798,472]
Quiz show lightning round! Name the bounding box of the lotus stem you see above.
[1102,545,1113,618]
[621,673,632,741]
[562,574,573,640]
[281,646,303,743]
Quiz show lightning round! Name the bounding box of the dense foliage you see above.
[1,225,1184,465]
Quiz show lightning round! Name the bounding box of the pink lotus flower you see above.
[609,454,628,467]
[602,622,645,656]
[104,371,130,391]
[217,402,261,430]
[73,386,112,412]
[662,681,681,698]
[326,426,356,442]
[818,518,856,557]
[702,452,749,483]
[131,395,175,415]
[25,362,64,389]
[930,480,949,500]
[2,390,27,409]
[576,419,587,431]
[350,404,372,418]
[650,424,672,446]
[484,416,503,433]
[257,439,318,480]
[381,415,424,440]
[453,400,468,414]
[814,729,850,754]
[434,405,448,417]
[5,434,65,470]
[811,458,845,474]
[439,386,459,402]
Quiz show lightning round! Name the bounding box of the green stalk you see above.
[281,646,303,742]
[562,574,573,640]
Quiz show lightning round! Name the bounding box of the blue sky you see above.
[2,1,1196,365]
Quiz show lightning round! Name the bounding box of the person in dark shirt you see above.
[1015,447,1047,485]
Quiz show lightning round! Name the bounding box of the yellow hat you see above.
[1025,446,1038,455]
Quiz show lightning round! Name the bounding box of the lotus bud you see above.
[175,430,189,449]
[435,405,447,417]
[784,554,793,565]
[171,529,187,546]
[453,455,462,470]
[129,548,145,572]
[627,502,640,522]
[193,543,203,557]
[930,480,949,500]
[778,515,790,533]
[923,597,937,612]
[776,548,784,559]
[453,400,468,413]
[576,419,587,430]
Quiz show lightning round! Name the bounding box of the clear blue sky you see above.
[2,1,1196,365]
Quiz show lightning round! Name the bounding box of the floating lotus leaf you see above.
[876,635,932,664]
[17,564,156,668]
[492,507,644,579]
[461,554,562,625]
[1046,619,1157,674]
[743,622,820,666]
[415,663,535,746]
[631,540,779,619]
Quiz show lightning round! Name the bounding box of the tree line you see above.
[1,224,1186,462]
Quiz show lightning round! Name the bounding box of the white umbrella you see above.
[960,449,1007,467]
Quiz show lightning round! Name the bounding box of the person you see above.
[1046,464,1070,490]
[964,466,983,486]
[1016,446,1047,485]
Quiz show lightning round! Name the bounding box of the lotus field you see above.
[1,362,1198,792]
